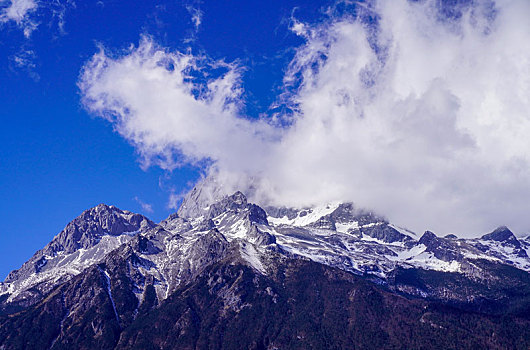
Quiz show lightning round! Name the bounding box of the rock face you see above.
[481,226,529,258]
[482,226,517,242]
[1,182,530,349]
[45,204,155,255]
[418,230,462,261]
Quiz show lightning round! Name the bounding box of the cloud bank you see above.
[79,0,530,236]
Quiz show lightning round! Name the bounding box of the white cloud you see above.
[186,5,202,31]
[52,0,76,35]
[289,17,309,38]
[167,191,182,210]
[134,196,154,214]
[11,48,35,68]
[0,0,38,37]
[79,36,276,172]
[10,48,39,80]
[1,0,75,37]
[1,0,36,24]
[80,1,530,237]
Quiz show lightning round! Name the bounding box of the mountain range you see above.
[1,177,530,349]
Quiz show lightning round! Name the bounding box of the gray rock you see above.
[481,226,518,243]
[45,204,155,256]
[264,206,300,220]
[481,226,528,258]
[418,231,462,262]
[159,213,192,233]
[360,223,412,243]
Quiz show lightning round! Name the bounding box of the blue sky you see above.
[0,0,334,278]
[2,0,530,279]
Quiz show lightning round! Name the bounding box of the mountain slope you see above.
[1,181,530,348]
[2,256,529,350]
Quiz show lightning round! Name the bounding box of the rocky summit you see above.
[1,180,530,349]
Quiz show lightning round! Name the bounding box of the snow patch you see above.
[240,242,266,274]
[102,269,120,325]
[268,203,340,227]
[335,221,359,234]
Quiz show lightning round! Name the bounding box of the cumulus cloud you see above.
[79,37,276,172]
[79,0,530,236]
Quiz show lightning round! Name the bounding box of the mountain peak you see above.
[2,204,156,289]
[418,231,442,249]
[44,204,155,255]
[481,226,516,242]
[177,176,229,219]
[95,203,113,209]
[207,191,248,217]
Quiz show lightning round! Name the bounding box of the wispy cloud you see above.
[167,191,182,210]
[79,0,530,236]
[0,0,75,37]
[186,5,202,32]
[52,0,76,35]
[134,196,154,214]
[9,48,39,80]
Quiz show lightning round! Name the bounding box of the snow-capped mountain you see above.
[0,204,154,308]
[1,179,530,349]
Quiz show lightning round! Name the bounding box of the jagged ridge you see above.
[1,181,530,349]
